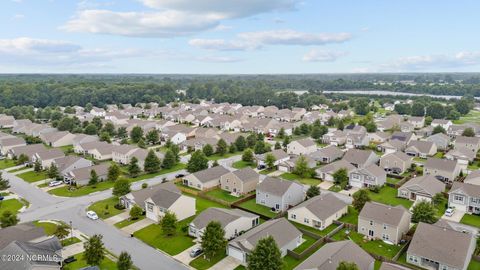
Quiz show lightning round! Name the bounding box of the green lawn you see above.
[461,214,480,228]
[386,177,401,184]
[7,166,27,173]
[468,259,480,270]
[238,198,276,218]
[259,168,276,175]
[412,157,426,163]
[17,171,49,183]
[207,152,241,161]
[190,252,227,270]
[367,186,413,209]
[61,237,81,247]
[134,217,195,255]
[58,145,74,153]
[290,221,339,237]
[280,173,321,186]
[0,199,23,216]
[114,216,146,229]
[204,188,243,203]
[454,110,480,124]
[0,159,16,169]
[331,228,403,259]
[63,252,117,270]
[293,235,316,253]
[87,197,124,219]
[34,221,58,235]
[232,160,255,169]
[328,185,343,192]
[338,206,359,225]
[191,195,228,213]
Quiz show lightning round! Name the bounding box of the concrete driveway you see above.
[104,211,129,225]
[122,218,154,234]
[318,181,334,190]
[173,243,200,265]
[210,256,241,270]
[441,209,465,222]
[339,187,359,197]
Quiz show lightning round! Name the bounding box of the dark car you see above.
[175,173,185,178]
[63,256,77,264]
[257,165,266,170]
[343,185,352,191]
[0,196,4,201]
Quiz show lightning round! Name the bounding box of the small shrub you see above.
[141,183,148,189]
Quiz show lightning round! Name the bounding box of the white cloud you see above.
[302,49,347,62]
[190,30,352,51]
[11,14,25,20]
[382,52,480,71]
[195,55,243,63]
[62,0,299,37]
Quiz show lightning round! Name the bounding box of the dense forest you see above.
[1,74,480,109]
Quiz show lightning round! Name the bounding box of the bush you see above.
[114,203,126,210]
[142,183,148,189]
[368,185,381,193]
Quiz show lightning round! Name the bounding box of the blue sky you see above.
[1,0,480,73]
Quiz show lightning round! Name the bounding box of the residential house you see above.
[90,107,106,117]
[287,138,317,156]
[255,177,304,212]
[278,155,316,173]
[72,134,99,147]
[227,218,302,265]
[406,222,474,270]
[346,133,369,149]
[378,140,406,154]
[398,175,445,203]
[8,144,47,160]
[52,156,93,176]
[65,164,109,186]
[288,193,348,231]
[322,130,347,146]
[75,141,114,160]
[220,168,260,196]
[189,208,259,240]
[182,166,230,190]
[426,133,451,151]
[40,131,76,147]
[390,131,416,144]
[315,159,356,182]
[0,237,62,270]
[0,136,26,155]
[448,182,480,214]
[367,131,390,144]
[454,136,480,153]
[343,149,379,168]
[424,158,461,182]
[294,240,375,270]
[32,149,65,169]
[405,140,437,158]
[144,184,196,222]
[407,116,425,129]
[0,223,49,250]
[431,119,453,130]
[256,149,290,168]
[181,137,218,152]
[465,170,480,185]
[380,152,412,175]
[0,115,15,128]
[308,145,344,164]
[349,164,386,188]
[358,202,411,245]
[445,147,476,167]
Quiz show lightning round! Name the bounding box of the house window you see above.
[471,198,480,204]
[368,230,374,237]
[383,224,388,230]
[147,203,154,212]
[369,220,374,226]
[304,218,309,224]
[454,195,464,203]
[291,214,296,220]
[382,234,389,240]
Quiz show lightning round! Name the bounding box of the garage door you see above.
[228,246,244,263]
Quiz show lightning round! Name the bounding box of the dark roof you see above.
[0,223,46,249]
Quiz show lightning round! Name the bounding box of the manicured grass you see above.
[433,152,444,158]
[189,252,227,270]
[125,163,187,182]
[234,266,246,270]
[207,152,241,161]
[114,216,146,229]
[7,166,27,173]
[191,195,228,213]
[338,206,359,225]
[461,213,480,228]
[134,217,195,255]
[367,186,413,209]
[61,237,81,247]
[293,235,316,253]
[455,110,480,124]
[0,159,16,169]
[331,228,403,259]
[17,171,48,183]
[280,173,321,186]
[291,221,339,237]
[259,168,276,175]
[63,252,117,270]
[232,160,255,169]
[205,188,243,203]
[374,261,382,270]
[58,145,74,153]
[34,220,58,235]
[87,197,124,219]
[468,259,480,270]
[386,177,401,184]
[0,199,23,216]
[238,198,276,218]
[328,185,343,192]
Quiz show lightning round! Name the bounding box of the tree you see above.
[352,189,370,212]
[169,143,180,162]
[229,143,237,153]
[117,251,133,270]
[364,122,377,133]
[411,201,437,224]
[277,127,285,139]
[337,120,344,131]
[130,126,144,143]
[235,136,246,151]
[0,172,10,190]
[34,160,42,172]
[432,193,445,207]
[274,141,282,149]
[144,150,161,173]
[160,211,177,236]
[128,157,141,177]
[242,149,254,163]
[246,134,257,148]
[411,102,425,116]
[146,129,159,145]
[202,144,214,157]
[112,179,131,197]
[333,168,349,188]
[0,211,19,228]
[117,127,128,138]
[130,205,143,220]
[107,163,121,182]
[462,127,475,137]
[17,154,29,165]
[162,149,176,169]
[337,261,360,270]
[48,164,60,179]
[216,139,228,156]
[187,150,209,173]
[311,125,326,140]
[432,125,446,134]
[201,221,227,260]
[306,185,320,199]
[54,223,70,240]
[83,234,105,266]
[84,123,98,135]
[426,103,446,119]
[137,138,146,149]
[102,122,116,137]
[455,97,473,115]
[265,153,276,169]
[282,136,291,148]
[247,236,283,270]
[99,132,111,143]
[293,155,311,178]
[89,170,98,186]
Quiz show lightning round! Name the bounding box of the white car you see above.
[48,180,63,187]
[445,208,455,217]
[86,211,99,220]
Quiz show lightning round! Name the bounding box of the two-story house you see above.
[256,177,305,212]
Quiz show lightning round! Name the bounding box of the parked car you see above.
[0,195,4,201]
[189,247,203,258]
[257,165,266,170]
[86,210,99,220]
[175,173,185,178]
[445,208,455,217]
[63,256,77,264]
[48,180,63,187]
[343,184,352,191]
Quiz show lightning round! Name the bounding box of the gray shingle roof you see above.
[359,202,410,227]
[425,157,458,172]
[257,177,302,197]
[130,182,180,209]
[191,207,257,230]
[0,223,46,249]
[399,175,445,196]
[190,166,229,183]
[291,193,348,221]
[230,168,260,184]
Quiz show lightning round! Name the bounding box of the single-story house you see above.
[315,159,356,182]
[308,145,344,164]
[397,175,445,203]
[343,149,379,168]
[182,166,230,190]
[65,164,109,186]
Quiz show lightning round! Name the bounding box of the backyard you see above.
[338,206,359,225]
[237,198,276,218]
[204,188,244,203]
[367,186,413,209]
[232,160,255,169]
[280,172,321,186]
[461,213,480,227]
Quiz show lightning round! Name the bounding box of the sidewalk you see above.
[122,218,154,235]
[209,256,241,270]
[104,211,129,226]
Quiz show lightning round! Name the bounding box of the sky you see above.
[1,0,480,74]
